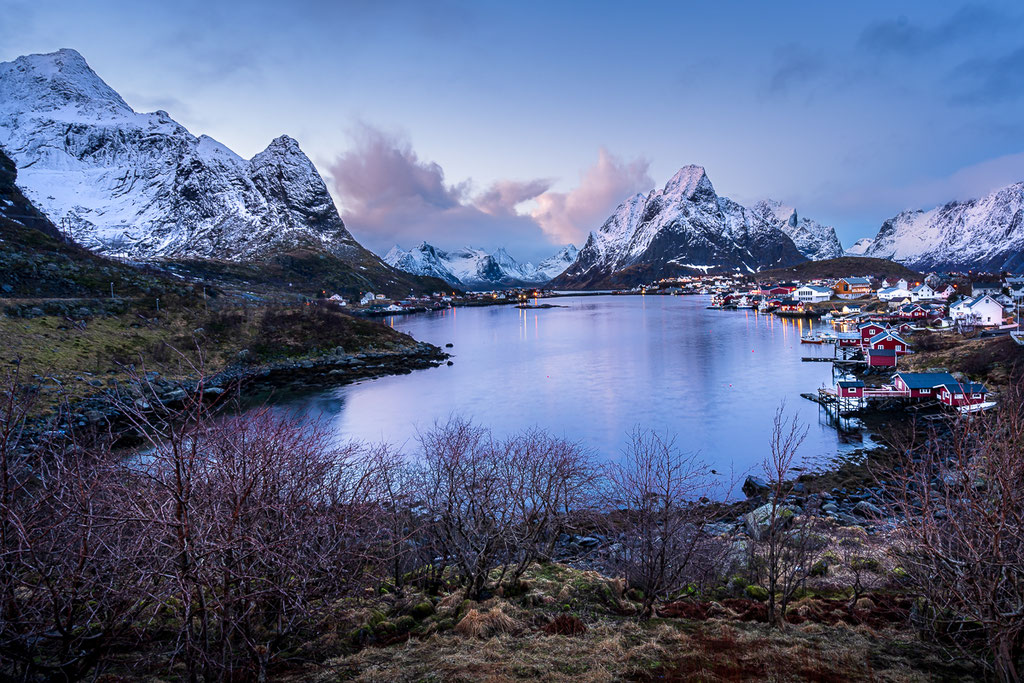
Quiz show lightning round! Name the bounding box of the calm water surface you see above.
[275,295,858,476]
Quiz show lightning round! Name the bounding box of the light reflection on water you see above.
[272,295,863,478]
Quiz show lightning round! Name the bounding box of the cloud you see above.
[764,44,828,96]
[530,148,653,245]
[858,5,1009,56]
[329,128,652,259]
[328,125,553,259]
[949,45,1024,104]
[476,179,553,216]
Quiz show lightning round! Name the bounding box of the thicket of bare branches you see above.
[604,429,726,619]
[883,388,1024,682]
[747,407,824,628]
[415,418,599,600]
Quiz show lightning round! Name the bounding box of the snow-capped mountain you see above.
[749,199,844,261]
[550,166,808,289]
[860,182,1024,272]
[0,49,362,261]
[536,244,579,280]
[384,243,576,290]
[845,237,874,256]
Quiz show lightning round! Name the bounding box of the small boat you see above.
[800,335,825,345]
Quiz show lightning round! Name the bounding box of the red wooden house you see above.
[936,381,988,408]
[892,372,955,399]
[866,348,897,367]
[768,286,796,297]
[858,321,888,344]
[836,380,864,398]
[867,330,911,355]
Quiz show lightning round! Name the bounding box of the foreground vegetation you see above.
[1,365,1021,682]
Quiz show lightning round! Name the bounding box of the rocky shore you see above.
[20,341,449,444]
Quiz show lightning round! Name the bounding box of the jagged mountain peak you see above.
[550,166,814,288]
[0,48,131,118]
[861,181,1024,272]
[384,242,574,290]
[0,48,364,261]
[663,164,715,200]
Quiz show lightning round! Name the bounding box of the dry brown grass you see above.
[455,603,523,639]
[289,613,974,683]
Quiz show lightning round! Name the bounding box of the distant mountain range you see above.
[0,48,446,296]
[384,243,578,290]
[550,166,840,288]
[856,182,1024,273]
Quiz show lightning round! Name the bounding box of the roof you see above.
[840,277,871,286]
[837,380,865,388]
[869,330,907,345]
[955,294,1000,309]
[858,321,887,329]
[911,284,933,293]
[868,349,897,357]
[894,372,957,389]
[798,285,833,294]
[939,381,987,394]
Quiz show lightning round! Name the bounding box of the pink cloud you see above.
[328,126,650,258]
[531,148,653,245]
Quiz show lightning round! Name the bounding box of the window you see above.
[972,393,981,399]
[920,388,930,394]
[895,345,902,351]
[955,394,964,399]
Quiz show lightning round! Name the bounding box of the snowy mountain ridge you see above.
[0,48,362,261]
[550,166,825,288]
[860,182,1024,272]
[384,243,577,290]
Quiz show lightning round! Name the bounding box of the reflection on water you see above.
[273,295,862,476]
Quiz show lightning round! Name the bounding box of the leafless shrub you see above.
[882,387,1024,682]
[414,418,598,600]
[747,406,823,628]
[111,365,386,681]
[0,369,148,681]
[604,429,724,620]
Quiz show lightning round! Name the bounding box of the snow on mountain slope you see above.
[536,244,578,280]
[845,237,874,256]
[550,166,808,289]
[862,182,1024,272]
[384,242,576,289]
[749,199,844,260]
[0,48,361,261]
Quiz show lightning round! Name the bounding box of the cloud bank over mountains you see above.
[328,125,652,261]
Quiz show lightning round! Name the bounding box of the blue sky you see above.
[3,0,1024,261]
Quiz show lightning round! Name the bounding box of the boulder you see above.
[742,475,770,499]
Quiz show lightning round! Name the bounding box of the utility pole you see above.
[110,282,114,299]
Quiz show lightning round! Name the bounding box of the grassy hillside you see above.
[756,257,922,281]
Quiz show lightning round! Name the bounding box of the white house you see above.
[795,285,832,303]
[936,285,956,300]
[950,295,1004,326]
[972,281,1002,297]
[328,294,349,305]
[1006,276,1024,298]
[878,286,913,302]
[910,284,935,301]
[359,292,376,306]
[881,278,909,290]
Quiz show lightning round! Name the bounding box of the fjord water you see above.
[277,295,853,477]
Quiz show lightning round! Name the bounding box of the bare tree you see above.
[415,419,598,600]
[748,406,822,628]
[883,389,1024,682]
[0,368,149,681]
[112,364,386,682]
[605,429,722,620]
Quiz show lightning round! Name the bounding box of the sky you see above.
[3,0,1024,262]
